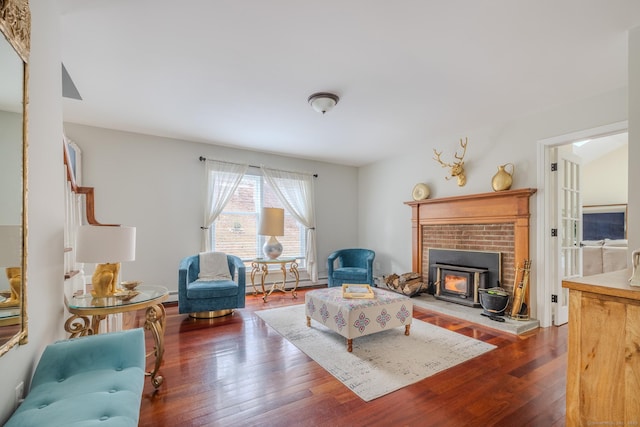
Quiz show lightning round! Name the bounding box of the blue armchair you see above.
[178,253,246,318]
[327,248,376,287]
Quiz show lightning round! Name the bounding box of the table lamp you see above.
[76,225,136,297]
[0,225,22,308]
[258,207,284,259]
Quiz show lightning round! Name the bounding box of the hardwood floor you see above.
[138,288,567,427]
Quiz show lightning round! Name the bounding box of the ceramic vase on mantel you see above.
[491,163,514,192]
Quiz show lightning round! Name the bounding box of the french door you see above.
[552,149,582,325]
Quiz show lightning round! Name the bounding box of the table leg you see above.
[64,314,94,337]
[289,261,299,299]
[405,324,411,336]
[261,264,269,302]
[250,262,260,295]
[347,338,353,352]
[144,304,166,389]
[91,314,106,335]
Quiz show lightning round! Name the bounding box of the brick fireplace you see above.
[405,188,536,304]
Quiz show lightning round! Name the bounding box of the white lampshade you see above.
[258,208,284,236]
[308,92,339,114]
[76,225,136,263]
[0,225,21,266]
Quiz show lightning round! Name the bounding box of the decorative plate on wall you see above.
[412,183,430,201]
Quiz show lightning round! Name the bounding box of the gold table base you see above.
[250,258,300,302]
[64,303,166,389]
[190,309,233,319]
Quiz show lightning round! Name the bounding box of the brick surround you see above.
[422,223,516,293]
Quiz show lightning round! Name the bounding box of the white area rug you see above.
[256,304,496,401]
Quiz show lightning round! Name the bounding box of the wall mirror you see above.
[0,0,30,357]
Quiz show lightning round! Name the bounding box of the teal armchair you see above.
[178,253,246,318]
[327,248,376,287]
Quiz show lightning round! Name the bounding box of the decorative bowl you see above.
[114,291,140,301]
[121,280,142,291]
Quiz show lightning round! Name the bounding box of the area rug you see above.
[256,304,496,401]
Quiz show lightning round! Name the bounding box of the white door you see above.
[552,149,582,325]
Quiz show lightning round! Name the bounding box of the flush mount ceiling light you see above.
[308,92,339,114]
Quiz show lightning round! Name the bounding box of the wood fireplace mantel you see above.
[405,188,537,302]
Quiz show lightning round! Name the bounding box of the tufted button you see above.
[57,378,65,382]
[100,416,109,421]
[109,389,117,393]
[37,404,48,409]
[115,367,123,371]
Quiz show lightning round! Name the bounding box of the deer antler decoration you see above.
[433,137,468,186]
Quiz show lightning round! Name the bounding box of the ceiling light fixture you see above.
[308,92,339,114]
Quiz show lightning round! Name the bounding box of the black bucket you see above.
[478,288,510,316]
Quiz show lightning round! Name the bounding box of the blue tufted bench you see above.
[5,328,145,427]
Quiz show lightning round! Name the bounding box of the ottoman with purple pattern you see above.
[305,286,413,352]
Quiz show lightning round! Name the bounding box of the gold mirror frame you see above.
[0,0,30,357]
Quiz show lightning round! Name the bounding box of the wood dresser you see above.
[562,268,640,425]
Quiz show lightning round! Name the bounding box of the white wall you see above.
[358,86,628,321]
[0,1,66,423]
[62,123,359,296]
[581,144,628,206]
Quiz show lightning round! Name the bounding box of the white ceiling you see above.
[574,132,628,164]
[58,1,640,167]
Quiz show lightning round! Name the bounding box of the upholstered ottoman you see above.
[305,287,413,352]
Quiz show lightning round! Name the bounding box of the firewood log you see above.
[384,274,399,289]
[400,272,420,281]
[402,281,424,295]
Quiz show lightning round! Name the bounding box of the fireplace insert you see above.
[433,263,489,307]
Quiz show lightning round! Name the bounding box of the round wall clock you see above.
[412,183,430,201]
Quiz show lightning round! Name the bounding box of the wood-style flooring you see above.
[138,288,567,427]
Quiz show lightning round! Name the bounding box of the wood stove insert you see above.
[430,249,501,307]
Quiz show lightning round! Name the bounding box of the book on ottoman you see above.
[342,284,375,299]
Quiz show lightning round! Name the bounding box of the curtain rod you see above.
[199,156,318,178]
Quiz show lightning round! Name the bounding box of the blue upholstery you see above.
[5,328,145,427]
[327,248,376,287]
[178,254,246,314]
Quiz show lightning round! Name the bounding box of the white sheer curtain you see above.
[261,166,318,282]
[202,160,248,251]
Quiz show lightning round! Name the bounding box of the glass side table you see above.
[64,285,168,388]
[250,257,299,302]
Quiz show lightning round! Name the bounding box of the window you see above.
[211,172,306,267]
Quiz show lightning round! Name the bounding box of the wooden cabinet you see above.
[562,269,640,425]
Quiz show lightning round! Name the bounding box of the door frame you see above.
[535,121,627,327]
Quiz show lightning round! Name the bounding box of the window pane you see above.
[263,181,304,261]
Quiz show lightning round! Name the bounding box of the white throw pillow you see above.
[197,252,232,281]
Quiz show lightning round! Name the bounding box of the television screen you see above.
[583,212,625,240]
